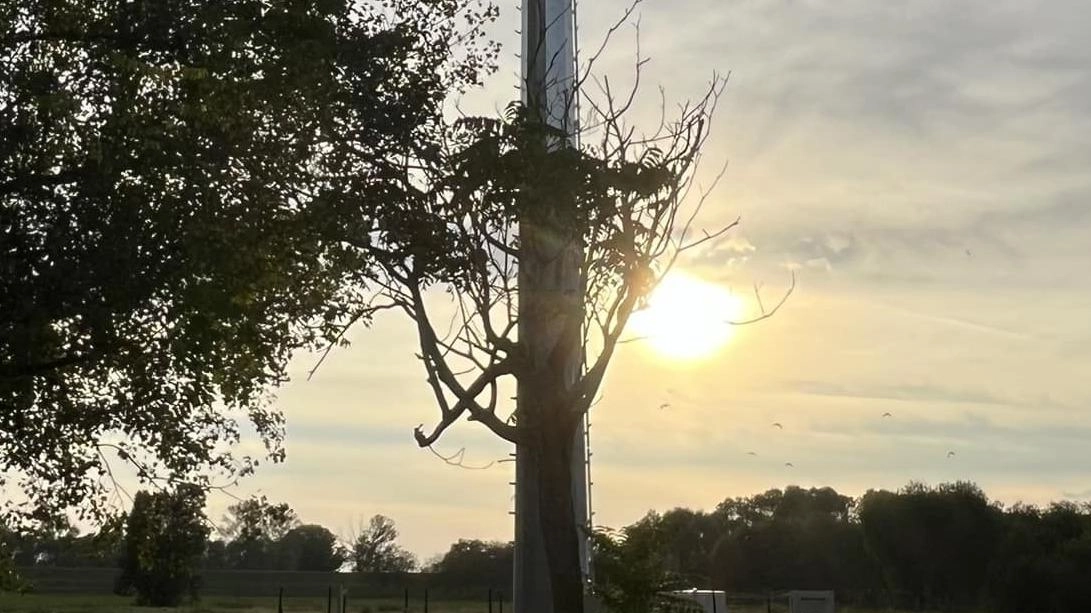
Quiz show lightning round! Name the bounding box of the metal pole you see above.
[515,4,588,611]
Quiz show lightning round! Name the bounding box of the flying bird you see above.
[746,451,758,456]
[965,249,973,257]
[947,451,956,458]
[784,462,794,468]
[772,422,783,429]
[659,403,671,410]
[882,412,893,418]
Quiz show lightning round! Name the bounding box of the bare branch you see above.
[726,272,796,326]
[425,445,497,470]
[307,301,399,381]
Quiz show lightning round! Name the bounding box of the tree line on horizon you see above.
[593,481,1091,613]
[5,480,1091,612]
[1,493,510,571]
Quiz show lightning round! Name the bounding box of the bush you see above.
[116,485,209,606]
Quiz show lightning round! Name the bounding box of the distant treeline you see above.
[604,481,1091,613]
[3,496,513,600]
[7,481,1091,612]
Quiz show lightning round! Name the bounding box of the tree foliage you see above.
[0,0,497,529]
[278,524,345,572]
[591,520,693,613]
[219,497,299,570]
[429,539,513,585]
[350,514,416,573]
[115,485,209,606]
[588,482,1091,613]
[858,481,1000,610]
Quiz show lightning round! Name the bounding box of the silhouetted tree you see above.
[592,517,692,613]
[116,485,208,606]
[858,481,1000,610]
[0,0,498,534]
[706,487,873,597]
[277,524,344,572]
[221,497,299,570]
[350,515,416,573]
[985,501,1091,613]
[357,16,763,609]
[203,539,229,570]
[430,539,513,586]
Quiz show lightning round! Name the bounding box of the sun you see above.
[627,271,745,360]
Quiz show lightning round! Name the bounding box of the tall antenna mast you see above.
[513,0,593,611]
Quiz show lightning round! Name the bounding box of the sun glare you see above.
[627,271,744,360]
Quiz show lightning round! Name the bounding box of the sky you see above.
[220,0,1091,561]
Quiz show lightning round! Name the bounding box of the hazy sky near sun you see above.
[222,0,1091,560]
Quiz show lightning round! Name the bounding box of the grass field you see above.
[0,594,495,613]
[0,593,917,613]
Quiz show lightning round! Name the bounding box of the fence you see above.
[15,567,505,601]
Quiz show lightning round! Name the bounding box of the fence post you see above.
[404,586,410,613]
[342,592,348,613]
[488,588,493,613]
[327,586,332,613]
[499,590,503,613]
[424,588,429,613]
[711,589,717,613]
[278,587,284,613]
[767,592,772,613]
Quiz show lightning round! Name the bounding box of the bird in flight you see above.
[784,462,794,468]
[947,450,956,458]
[772,422,783,429]
[659,402,670,410]
[882,412,892,418]
[746,451,757,456]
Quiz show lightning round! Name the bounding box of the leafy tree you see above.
[986,502,1091,613]
[858,481,1000,610]
[115,485,209,606]
[277,524,344,572]
[221,497,299,570]
[651,508,724,579]
[430,539,513,586]
[591,521,692,613]
[350,514,416,573]
[203,539,229,570]
[0,0,498,530]
[0,533,28,593]
[705,487,874,597]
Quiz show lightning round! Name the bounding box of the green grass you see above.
[0,594,494,613]
[0,593,927,613]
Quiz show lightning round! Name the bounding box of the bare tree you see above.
[335,9,790,612]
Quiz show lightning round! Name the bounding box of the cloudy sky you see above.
[225,0,1091,560]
